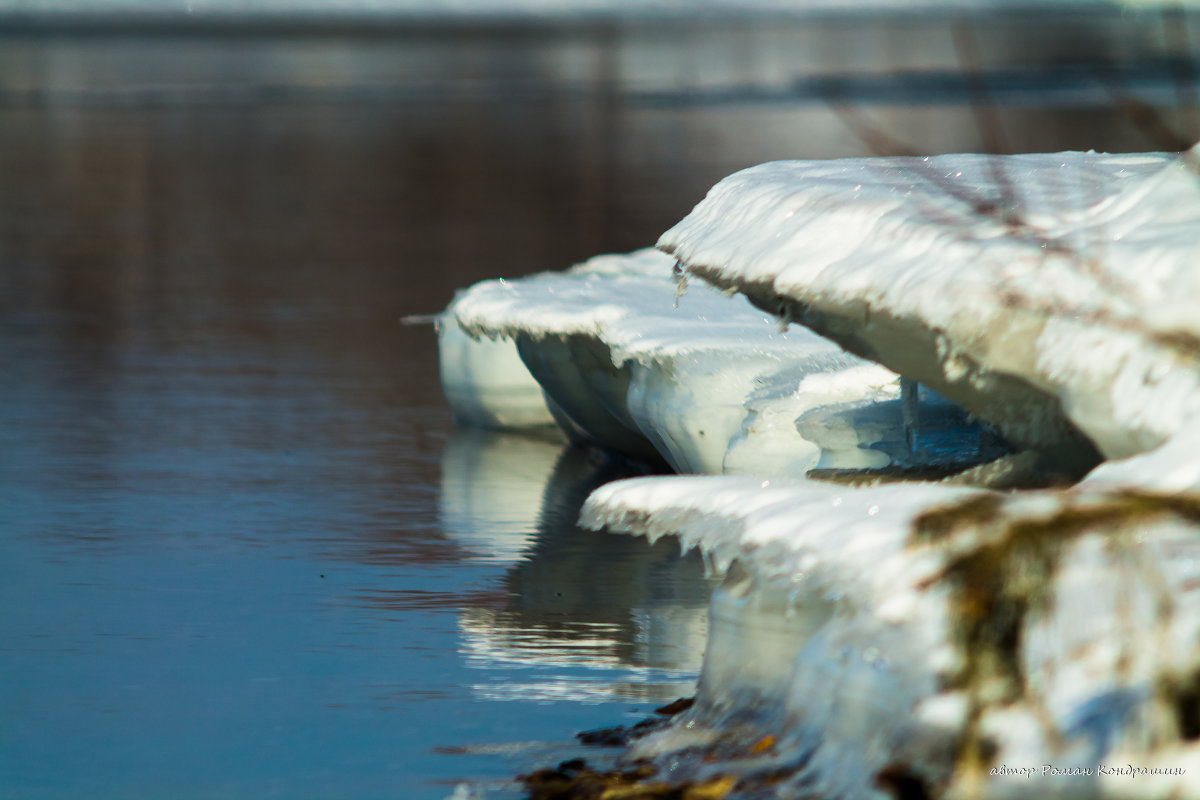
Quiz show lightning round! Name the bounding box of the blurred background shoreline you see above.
[4,2,1196,300]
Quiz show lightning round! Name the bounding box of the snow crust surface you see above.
[444,249,902,474]
[660,148,1200,463]
[451,249,839,367]
[582,476,1200,798]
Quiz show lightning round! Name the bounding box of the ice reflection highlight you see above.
[439,429,716,704]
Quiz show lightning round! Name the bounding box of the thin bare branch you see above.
[952,18,1020,228]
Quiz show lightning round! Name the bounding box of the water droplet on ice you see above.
[867,505,880,516]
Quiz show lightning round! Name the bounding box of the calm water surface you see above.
[1,20,1194,799]
[0,32,721,798]
[0,228,712,798]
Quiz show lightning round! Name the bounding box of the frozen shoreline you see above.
[438,145,1200,798]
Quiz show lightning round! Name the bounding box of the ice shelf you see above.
[446,248,877,472]
[436,143,1200,799]
[441,248,1016,477]
[660,147,1200,472]
[581,476,1200,799]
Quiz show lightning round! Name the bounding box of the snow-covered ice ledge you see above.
[660,147,1200,473]
[436,144,1200,798]
[581,477,1200,799]
[439,248,1007,477]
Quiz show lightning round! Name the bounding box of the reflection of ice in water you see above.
[439,428,565,563]
[458,603,707,703]
[440,428,716,703]
[460,610,702,703]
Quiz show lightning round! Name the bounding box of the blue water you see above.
[0,52,715,791]
[0,307,711,799]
